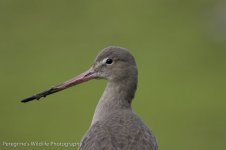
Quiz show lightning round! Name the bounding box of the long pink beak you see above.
[21,67,98,103]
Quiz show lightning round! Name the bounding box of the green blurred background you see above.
[0,0,226,150]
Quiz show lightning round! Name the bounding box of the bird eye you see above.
[105,58,113,64]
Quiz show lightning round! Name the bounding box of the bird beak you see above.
[21,67,98,103]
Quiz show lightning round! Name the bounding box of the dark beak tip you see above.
[20,96,36,103]
[20,87,59,103]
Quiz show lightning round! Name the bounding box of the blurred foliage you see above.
[0,0,226,150]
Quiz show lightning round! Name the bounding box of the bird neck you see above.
[91,76,137,125]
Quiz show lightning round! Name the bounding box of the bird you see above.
[21,46,158,150]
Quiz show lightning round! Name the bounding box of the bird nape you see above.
[21,46,158,150]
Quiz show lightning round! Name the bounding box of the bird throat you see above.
[91,76,137,125]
